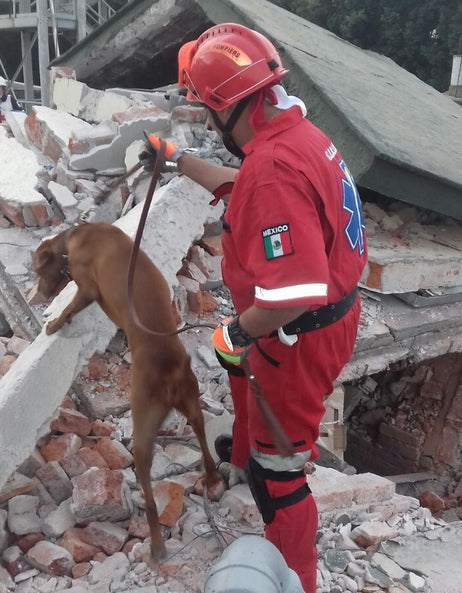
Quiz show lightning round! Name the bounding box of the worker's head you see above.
[178,23,287,157]
[0,76,7,91]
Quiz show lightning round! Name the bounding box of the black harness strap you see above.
[246,457,312,524]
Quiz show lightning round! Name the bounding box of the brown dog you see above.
[33,222,225,560]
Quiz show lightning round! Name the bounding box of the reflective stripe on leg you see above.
[246,455,311,525]
[251,447,312,472]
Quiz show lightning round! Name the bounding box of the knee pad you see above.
[246,456,311,525]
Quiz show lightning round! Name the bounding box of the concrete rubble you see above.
[1,69,462,593]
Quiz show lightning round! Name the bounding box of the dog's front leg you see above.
[46,291,94,335]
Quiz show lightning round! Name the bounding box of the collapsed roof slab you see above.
[196,0,462,220]
[49,0,213,90]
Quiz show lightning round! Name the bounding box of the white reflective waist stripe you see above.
[251,448,312,471]
[255,283,328,303]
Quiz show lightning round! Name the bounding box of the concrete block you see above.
[25,106,97,164]
[48,181,78,210]
[53,78,89,117]
[95,92,133,123]
[361,229,462,294]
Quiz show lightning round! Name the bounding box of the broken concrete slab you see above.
[69,111,170,171]
[381,522,462,593]
[341,293,462,382]
[0,127,52,227]
[25,106,99,165]
[361,229,462,294]
[377,294,462,341]
[49,0,213,90]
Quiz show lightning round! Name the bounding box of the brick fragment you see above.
[25,540,74,576]
[60,527,100,563]
[94,437,134,470]
[40,433,83,463]
[50,408,91,437]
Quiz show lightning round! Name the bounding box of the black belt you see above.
[270,286,358,338]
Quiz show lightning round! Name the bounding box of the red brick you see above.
[60,396,77,410]
[41,433,83,462]
[419,491,445,514]
[16,533,45,553]
[68,138,90,155]
[128,514,150,539]
[50,66,76,81]
[90,419,117,437]
[80,522,128,554]
[51,408,91,437]
[42,133,65,164]
[81,353,110,379]
[199,235,223,256]
[25,541,74,576]
[436,424,459,465]
[187,245,209,276]
[153,481,185,527]
[112,105,165,123]
[24,110,43,150]
[171,105,207,124]
[30,204,52,227]
[71,562,92,579]
[77,446,109,470]
[199,290,218,313]
[60,528,100,563]
[94,437,133,469]
[0,201,25,227]
[361,261,383,291]
[71,468,132,523]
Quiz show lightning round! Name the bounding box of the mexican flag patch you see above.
[262,223,294,260]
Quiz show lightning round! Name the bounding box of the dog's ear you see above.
[33,247,54,272]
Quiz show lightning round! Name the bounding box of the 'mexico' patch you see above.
[262,223,294,260]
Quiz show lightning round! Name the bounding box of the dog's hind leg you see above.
[176,368,225,501]
[130,382,170,562]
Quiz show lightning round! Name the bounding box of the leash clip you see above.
[277,326,298,346]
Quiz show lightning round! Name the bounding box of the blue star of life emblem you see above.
[339,160,365,255]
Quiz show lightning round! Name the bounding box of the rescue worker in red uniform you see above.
[145,23,367,593]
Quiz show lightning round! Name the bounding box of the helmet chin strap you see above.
[209,95,253,160]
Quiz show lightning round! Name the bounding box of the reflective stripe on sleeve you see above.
[255,283,328,303]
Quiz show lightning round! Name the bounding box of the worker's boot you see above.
[214,434,233,463]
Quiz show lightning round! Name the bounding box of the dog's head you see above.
[33,235,71,299]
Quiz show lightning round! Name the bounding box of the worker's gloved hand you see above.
[212,316,254,367]
[138,132,184,171]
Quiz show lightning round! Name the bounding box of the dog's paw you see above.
[45,319,62,335]
[193,472,226,501]
[217,462,248,488]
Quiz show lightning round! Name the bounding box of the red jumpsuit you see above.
[220,106,367,592]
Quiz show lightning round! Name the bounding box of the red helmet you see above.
[178,23,288,111]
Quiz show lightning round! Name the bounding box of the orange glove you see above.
[139,132,184,170]
[146,133,183,162]
[212,316,254,366]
